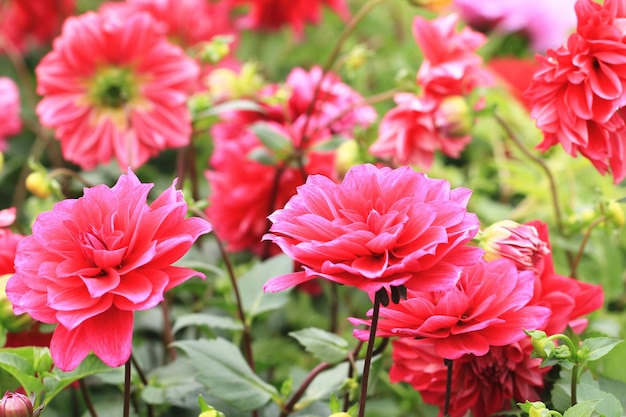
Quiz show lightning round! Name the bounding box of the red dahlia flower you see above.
[0,77,21,150]
[0,208,24,275]
[390,337,547,417]
[229,0,350,37]
[351,258,550,359]
[263,164,483,294]
[35,11,199,170]
[526,0,626,183]
[6,171,212,371]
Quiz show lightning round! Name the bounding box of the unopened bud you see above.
[435,96,472,138]
[25,172,52,199]
[605,200,625,227]
[480,220,550,272]
[0,392,34,417]
[206,62,264,102]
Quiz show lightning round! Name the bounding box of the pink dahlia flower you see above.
[390,337,547,417]
[413,14,493,98]
[35,11,199,170]
[526,220,604,335]
[0,0,74,52]
[526,0,626,183]
[0,77,21,150]
[351,258,550,359]
[263,164,483,294]
[229,0,350,37]
[6,171,212,371]
[369,93,472,170]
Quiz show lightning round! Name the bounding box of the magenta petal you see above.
[263,271,310,292]
[50,324,92,372]
[84,308,134,368]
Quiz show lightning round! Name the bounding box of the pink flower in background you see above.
[0,0,74,52]
[390,337,547,417]
[206,66,375,254]
[526,220,604,335]
[0,208,24,275]
[263,164,483,294]
[454,0,577,52]
[369,93,472,170]
[351,258,550,359]
[413,14,493,98]
[0,77,21,150]
[35,11,199,170]
[229,0,350,36]
[6,171,212,371]
[526,0,626,183]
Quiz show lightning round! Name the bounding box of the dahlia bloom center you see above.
[88,66,141,109]
[79,225,127,274]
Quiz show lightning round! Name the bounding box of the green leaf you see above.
[563,400,601,417]
[172,313,244,335]
[0,347,48,397]
[552,369,624,417]
[238,254,294,319]
[250,122,293,153]
[141,358,205,407]
[43,354,118,405]
[580,337,623,361]
[247,147,278,166]
[289,327,350,364]
[173,338,279,411]
[310,135,347,152]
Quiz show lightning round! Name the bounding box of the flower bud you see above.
[24,172,52,199]
[0,392,34,417]
[479,220,550,272]
[329,413,352,417]
[206,62,264,102]
[605,200,625,227]
[434,96,472,138]
[335,139,360,178]
[0,152,4,172]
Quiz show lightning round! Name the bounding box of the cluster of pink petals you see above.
[526,0,626,183]
[206,66,376,254]
[0,208,24,275]
[263,163,483,294]
[228,0,350,37]
[35,10,199,170]
[0,77,21,150]
[454,0,577,52]
[390,337,547,417]
[525,220,604,335]
[370,14,491,170]
[6,171,212,371]
[351,258,550,359]
[370,93,472,170]
[0,0,74,52]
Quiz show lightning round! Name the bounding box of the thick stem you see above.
[357,290,383,417]
[571,364,579,406]
[123,359,131,417]
[443,359,453,417]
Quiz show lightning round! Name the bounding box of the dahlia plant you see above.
[0,1,624,417]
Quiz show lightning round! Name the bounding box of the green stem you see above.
[357,290,383,417]
[571,364,579,406]
[569,215,608,278]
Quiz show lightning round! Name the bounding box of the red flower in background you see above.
[0,208,24,275]
[35,11,199,170]
[6,171,211,371]
[229,0,350,37]
[526,0,626,183]
[413,13,493,98]
[0,77,22,150]
[526,220,604,335]
[206,66,375,254]
[263,164,483,294]
[390,337,547,417]
[351,258,550,359]
[0,0,74,52]
[369,93,472,170]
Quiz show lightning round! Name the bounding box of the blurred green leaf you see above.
[289,327,350,364]
[172,313,244,334]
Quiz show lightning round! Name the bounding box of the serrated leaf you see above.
[42,354,118,405]
[563,400,601,417]
[250,122,293,153]
[239,254,294,319]
[173,338,278,411]
[172,313,244,334]
[289,327,349,364]
[580,337,623,361]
